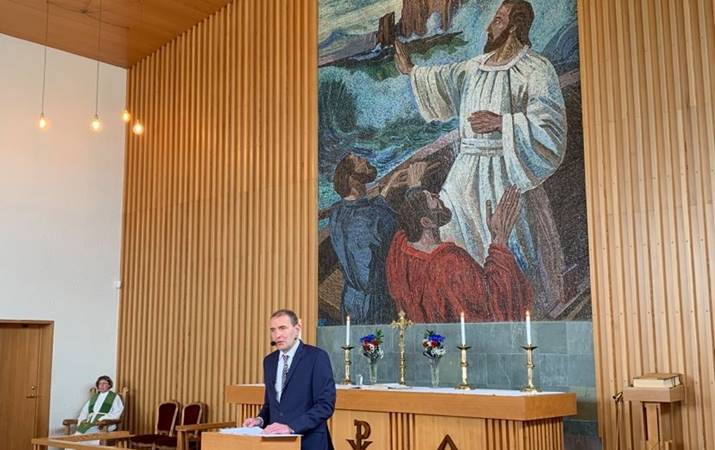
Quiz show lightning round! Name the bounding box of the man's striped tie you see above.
[281,353,290,394]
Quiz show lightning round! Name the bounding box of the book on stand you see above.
[632,372,681,388]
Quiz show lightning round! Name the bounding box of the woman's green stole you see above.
[77,391,117,434]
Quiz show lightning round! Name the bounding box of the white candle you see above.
[526,310,532,345]
[345,315,351,346]
[460,312,466,346]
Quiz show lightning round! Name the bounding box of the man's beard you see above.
[430,204,452,227]
[353,165,377,184]
[484,30,509,53]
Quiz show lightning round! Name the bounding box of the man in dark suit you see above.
[243,309,336,450]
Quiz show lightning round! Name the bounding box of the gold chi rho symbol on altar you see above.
[347,419,372,449]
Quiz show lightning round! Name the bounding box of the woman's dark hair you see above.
[95,375,113,389]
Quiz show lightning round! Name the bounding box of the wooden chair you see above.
[62,386,129,435]
[154,402,207,450]
[129,400,181,449]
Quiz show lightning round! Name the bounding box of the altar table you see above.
[226,384,577,450]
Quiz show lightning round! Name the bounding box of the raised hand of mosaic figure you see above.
[468,110,502,134]
[486,185,520,245]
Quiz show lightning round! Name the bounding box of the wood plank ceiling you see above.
[0,0,233,68]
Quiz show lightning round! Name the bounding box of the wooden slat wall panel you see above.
[580,0,715,448]
[117,0,317,433]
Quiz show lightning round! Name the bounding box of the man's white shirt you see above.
[275,339,300,401]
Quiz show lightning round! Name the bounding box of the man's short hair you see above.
[399,188,431,242]
[333,154,356,198]
[271,309,299,326]
[95,375,113,389]
[503,0,534,46]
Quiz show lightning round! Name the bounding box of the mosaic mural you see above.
[318,0,589,325]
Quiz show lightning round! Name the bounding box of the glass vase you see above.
[369,359,379,384]
[428,356,442,388]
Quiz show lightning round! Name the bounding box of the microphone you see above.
[270,341,276,346]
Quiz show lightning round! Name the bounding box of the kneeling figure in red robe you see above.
[386,185,532,323]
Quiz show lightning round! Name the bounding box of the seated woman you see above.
[74,375,124,442]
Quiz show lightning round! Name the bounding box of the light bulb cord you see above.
[94,0,103,116]
[41,0,49,114]
[41,47,47,115]
[94,60,100,116]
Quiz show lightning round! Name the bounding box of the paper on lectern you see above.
[219,426,264,435]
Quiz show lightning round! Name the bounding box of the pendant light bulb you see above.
[38,0,50,132]
[122,109,131,122]
[132,121,144,135]
[91,114,102,131]
[92,0,103,133]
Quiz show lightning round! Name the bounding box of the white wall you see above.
[0,33,126,434]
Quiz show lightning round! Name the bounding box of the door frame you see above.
[0,320,54,438]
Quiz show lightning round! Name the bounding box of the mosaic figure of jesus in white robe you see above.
[410,46,567,313]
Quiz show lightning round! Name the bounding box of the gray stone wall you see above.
[317,321,601,450]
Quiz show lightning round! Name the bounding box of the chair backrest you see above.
[181,402,206,426]
[115,387,129,428]
[155,401,181,436]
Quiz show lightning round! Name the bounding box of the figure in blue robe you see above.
[329,154,399,324]
[330,196,398,324]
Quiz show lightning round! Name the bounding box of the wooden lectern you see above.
[623,384,684,450]
[202,432,301,450]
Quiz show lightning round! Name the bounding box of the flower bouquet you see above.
[422,329,446,387]
[360,329,384,384]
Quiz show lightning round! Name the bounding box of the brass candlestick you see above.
[521,345,539,392]
[390,311,413,385]
[455,344,473,390]
[341,345,354,385]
